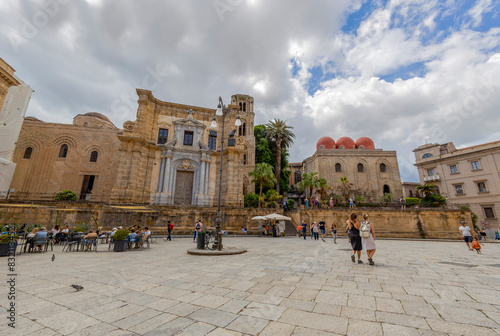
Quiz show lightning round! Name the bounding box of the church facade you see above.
[289,136,403,202]
[10,89,255,206]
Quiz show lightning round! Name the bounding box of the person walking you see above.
[331,222,337,244]
[329,197,333,209]
[319,220,326,242]
[312,222,319,240]
[347,213,363,263]
[310,221,314,239]
[296,224,301,238]
[348,197,354,209]
[361,214,376,265]
[471,237,483,254]
[167,221,173,241]
[301,220,307,240]
[459,220,473,250]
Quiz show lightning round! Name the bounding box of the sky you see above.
[1,0,499,182]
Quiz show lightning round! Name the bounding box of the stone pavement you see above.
[1,237,500,336]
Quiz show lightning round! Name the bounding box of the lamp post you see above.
[211,96,241,250]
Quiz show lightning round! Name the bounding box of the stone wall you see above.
[0,202,468,239]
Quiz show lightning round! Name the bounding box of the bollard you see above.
[196,231,205,249]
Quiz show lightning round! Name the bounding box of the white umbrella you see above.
[251,216,268,220]
[264,213,291,221]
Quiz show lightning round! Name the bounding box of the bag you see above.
[195,223,201,230]
[360,221,370,238]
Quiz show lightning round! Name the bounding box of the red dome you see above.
[336,137,355,149]
[355,137,375,149]
[316,137,336,150]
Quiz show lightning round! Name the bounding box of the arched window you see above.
[357,163,364,172]
[338,145,345,149]
[59,144,68,158]
[238,122,247,136]
[383,185,390,194]
[335,163,342,172]
[90,151,98,162]
[239,102,243,111]
[380,163,387,172]
[422,153,434,159]
[23,147,33,159]
[243,102,246,112]
[294,171,302,184]
[358,145,365,149]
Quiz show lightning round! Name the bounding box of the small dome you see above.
[355,137,375,149]
[83,112,111,123]
[336,137,355,149]
[316,136,336,150]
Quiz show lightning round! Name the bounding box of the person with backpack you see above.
[167,221,174,241]
[346,213,363,264]
[360,214,376,265]
[194,220,203,243]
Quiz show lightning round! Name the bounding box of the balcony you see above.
[424,175,440,182]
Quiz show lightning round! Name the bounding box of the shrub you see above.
[420,194,446,207]
[378,193,392,206]
[55,190,78,201]
[244,192,259,208]
[354,196,365,206]
[113,229,130,241]
[0,233,18,243]
[405,197,420,207]
[268,201,277,208]
[287,199,295,209]
[74,221,91,232]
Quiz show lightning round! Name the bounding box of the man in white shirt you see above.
[458,221,473,251]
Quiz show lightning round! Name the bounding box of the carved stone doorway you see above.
[174,171,194,205]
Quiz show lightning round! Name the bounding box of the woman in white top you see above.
[361,214,376,265]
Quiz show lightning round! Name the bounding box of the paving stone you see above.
[112,308,162,329]
[279,308,348,334]
[382,323,421,336]
[36,310,100,334]
[164,302,203,317]
[175,321,217,336]
[426,317,499,336]
[205,328,243,336]
[279,298,315,312]
[341,306,376,321]
[375,297,405,313]
[190,294,231,309]
[312,303,342,316]
[376,311,430,329]
[127,312,178,334]
[289,288,319,301]
[259,321,296,336]
[226,315,269,335]
[401,301,441,319]
[240,302,286,321]
[218,299,250,313]
[188,307,239,327]
[347,319,383,336]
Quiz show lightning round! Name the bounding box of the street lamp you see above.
[211,96,241,250]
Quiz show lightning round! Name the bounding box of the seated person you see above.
[51,225,60,243]
[242,227,247,234]
[127,229,137,248]
[1,226,17,235]
[34,227,48,252]
[83,230,98,251]
[59,225,69,242]
[134,232,143,248]
[25,228,38,252]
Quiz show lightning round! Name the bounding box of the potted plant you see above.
[112,229,129,252]
[0,233,19,257]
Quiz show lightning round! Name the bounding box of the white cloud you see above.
[467,0,493,28]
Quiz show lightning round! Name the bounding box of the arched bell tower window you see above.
[59,144,68,158]
[380,163,387,172]
[357,163,364,172]
[23,147,33,159]
[239,122,247,136]
[335,163,342,172]
[243,102,246,112]
[90,151,98,162]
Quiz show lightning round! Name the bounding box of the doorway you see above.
[174,171,194,205]
[80,175,95,200]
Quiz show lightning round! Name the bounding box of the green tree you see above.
[378,193,392,206]
[354,196,365,206]
[336,177,353,202]
[315,176,329,201]
[254,125,273,166]
[249,163,277,208]
[265,119,295,194]
[298,172,318,198]
[416,183,438,196]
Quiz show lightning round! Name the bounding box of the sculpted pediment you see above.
[173,118,206,128]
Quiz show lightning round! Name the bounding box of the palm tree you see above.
[315,177,329,201]
[265,118,295,193]
[336,177,353,202]
[417,183,437,196]
[297,172,318,198]
[249,163,277,208]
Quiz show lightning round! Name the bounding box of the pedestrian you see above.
[305,198,309,208]
[361,214,376,265]
[310,222,314,239]
[471,237,483,254]
[242,227,247,234]
[312,222,319,240]
[400,197,406,210]
[283,200,288,211]
[347,213,363,263]
[319,220,326,242]
[167,221,173,241]
[301,220,307,240]
[296,224,301,238]
[348,197,354,209]
[480,227,487,241]
[329,197,333,209]
[458,220,473,251]
[194,220,203,243]
[331,222,337,244]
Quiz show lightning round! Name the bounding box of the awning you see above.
[251,216,268,220]
[264,213,291,221]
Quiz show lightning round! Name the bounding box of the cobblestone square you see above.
[2,237,500,335]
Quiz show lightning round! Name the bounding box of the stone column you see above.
[157,157,165,192]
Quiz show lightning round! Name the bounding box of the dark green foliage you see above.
[113,229,130,241]
[55,190,78,201]
[244,192,259,208]
[405,197,420,207]
[420,194,446,207]
[0,233,18,243]
[287,199,295,209]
